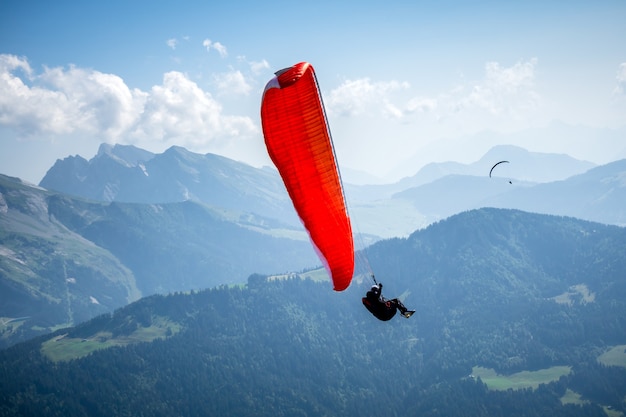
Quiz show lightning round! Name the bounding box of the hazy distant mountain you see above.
[392,174,522,222]
[390,157,626,227]
[349,145,595,200]
[2,209,625,416]
[419,144,595,183]
[0,173,318,348]
[484,159,626,225]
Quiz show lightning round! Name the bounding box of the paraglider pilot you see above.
[362,282,415,321]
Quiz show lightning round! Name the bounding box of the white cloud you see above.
[236,56,270,74]
[249,59,270,74]
[325,58,539,128]
[0,55,146,138]
[326,78,410,117]
[213,69,252,96]
[0,54,257,153]
[202,39,227,57]
[166,38,177,50]
[237,55,270,75]
[325,65,553,124]
[0,54,32,76]
[128,71,257,149]
[458,58,539,115]
[406,97,438,114]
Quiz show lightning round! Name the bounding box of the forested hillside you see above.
[1,208,625,416]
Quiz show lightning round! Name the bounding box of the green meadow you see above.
[41,316,181,362]
[472,365,572,390]
[598,345,626,368]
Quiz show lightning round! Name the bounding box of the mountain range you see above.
[1,143,625,347]
[39,143,625,240]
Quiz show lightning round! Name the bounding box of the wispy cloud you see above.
[409,58,540,125]
[202,39,227,57]
[458,58,539,115]
[0,54,32,77]
[213,69,252,96]
[326,78,410,117]
[249,59,270,74]
[326,58,540,129]
[166,38,177,50]
[614,62,626,96]
[405,97,438,114]
[0,54,256,152]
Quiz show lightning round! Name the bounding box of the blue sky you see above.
[1,0,625,184]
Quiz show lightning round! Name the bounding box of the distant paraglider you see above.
[489,160,509,178]
[260,62,354,292]
[489,160,513,184]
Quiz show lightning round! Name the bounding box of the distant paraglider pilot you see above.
[362,282,415,321]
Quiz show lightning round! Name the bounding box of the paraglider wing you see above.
[489,160,509,178]
[260,62,354,291]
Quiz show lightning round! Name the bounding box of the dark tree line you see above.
[1,275,625,417]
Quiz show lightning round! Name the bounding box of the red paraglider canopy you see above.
[261,62,354,291]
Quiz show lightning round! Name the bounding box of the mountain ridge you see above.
[41,143,300,227]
